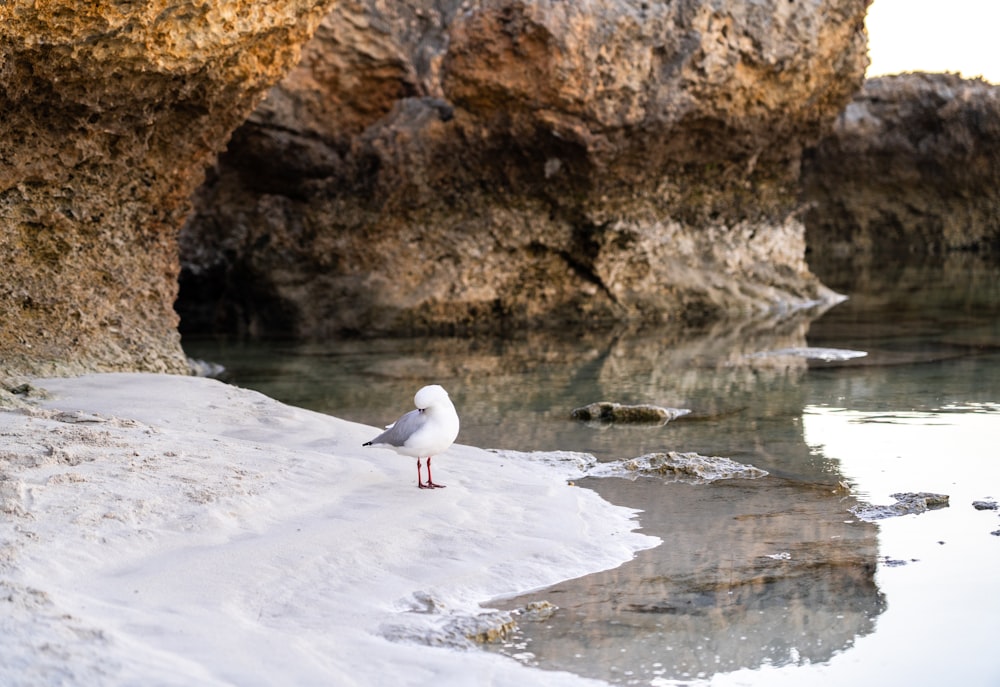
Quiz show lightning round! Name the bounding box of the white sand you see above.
[0,373,656,686]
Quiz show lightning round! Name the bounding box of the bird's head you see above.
[414,384,450,410]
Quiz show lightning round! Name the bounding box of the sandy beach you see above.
[0,373,657,686]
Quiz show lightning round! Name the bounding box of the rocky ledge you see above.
[802,72,1000,271]
[178,0,870,337]
[7,4,1000,377]
[0,0,335,377]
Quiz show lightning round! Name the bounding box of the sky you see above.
[866,0,1000,83]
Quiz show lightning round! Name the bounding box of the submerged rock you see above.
[589,452,769,484]
[850,492,950,521]
[972,500,998,511]
[571,402,691,426]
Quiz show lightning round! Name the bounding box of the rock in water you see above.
[850,492,951,521]
[571,402,691,426]
[589,452,769,484]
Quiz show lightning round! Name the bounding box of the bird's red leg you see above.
[425,456,446,488]
[417,458,432,489]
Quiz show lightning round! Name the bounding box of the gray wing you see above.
[364,409,425,447]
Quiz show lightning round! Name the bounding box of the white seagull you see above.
[363,384,460,489]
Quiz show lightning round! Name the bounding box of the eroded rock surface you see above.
[588,451,769,483]
[802,73,1000,272]
[850,492,950,521]
[498,449,768,485]
[0,1,335,376]
[180,0,871,337]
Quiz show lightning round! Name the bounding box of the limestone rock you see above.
[571,401,690,425]
[0,0,336,376]
[588,452,769,483]
[179,0,870,337]
[802,73,1000,269]
[850,492,950,521]
[499,449,769,485]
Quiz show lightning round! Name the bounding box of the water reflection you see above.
[486,477,883,684]
[182,257,1000,686]
[185,301,841,468]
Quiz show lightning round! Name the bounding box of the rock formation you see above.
[0,1,335,377]
[802,73,1000,278]
[179,0,872,337]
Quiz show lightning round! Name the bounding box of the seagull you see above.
[363,384,460,489]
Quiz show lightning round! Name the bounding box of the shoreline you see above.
[0,373,656,686]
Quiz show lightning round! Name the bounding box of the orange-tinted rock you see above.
[180,0,871,337]
[0,1,334,376]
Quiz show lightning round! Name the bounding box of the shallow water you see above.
[183,257,1000,686]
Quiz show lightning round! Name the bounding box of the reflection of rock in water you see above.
[200,304,837,470]
[483,477,883,684]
